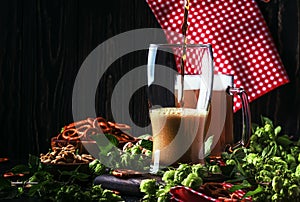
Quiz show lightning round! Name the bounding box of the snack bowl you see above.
[41,141,95,178]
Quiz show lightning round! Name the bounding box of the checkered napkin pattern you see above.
[169,183,252,201]
[146,0,289,111]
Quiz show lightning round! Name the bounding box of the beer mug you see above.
[205,74,251,156]
[147,44,214,168]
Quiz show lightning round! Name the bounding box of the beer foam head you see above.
[150,107,208,116]
[175,74,233,91]
[175,75,200,90]
[213,74,233,91]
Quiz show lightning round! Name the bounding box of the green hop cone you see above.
[192,164,208,178]
[174,164,192,184]
[288,184,300,197]
[272,176,283,193]
[181,173,203,190]
[140,179,157,195]
[296,164,300,178]
[209,165,222,175]
[162,170,175,183]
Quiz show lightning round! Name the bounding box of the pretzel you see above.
[56,117,136,144]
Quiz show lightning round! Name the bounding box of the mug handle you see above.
[225,87,251,152]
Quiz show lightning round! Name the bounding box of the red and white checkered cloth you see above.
[169,183,252,201]
[146,0,289,111]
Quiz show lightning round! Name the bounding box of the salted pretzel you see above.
[56,117,135,144]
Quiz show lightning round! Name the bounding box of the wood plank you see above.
[0,0,23,159]
[0,0,298,160]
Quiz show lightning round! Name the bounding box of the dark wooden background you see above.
[0,0,299,160]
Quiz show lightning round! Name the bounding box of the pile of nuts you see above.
[40,144,94,164]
